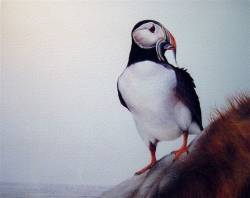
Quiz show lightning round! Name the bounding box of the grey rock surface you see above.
[101,142,194,198]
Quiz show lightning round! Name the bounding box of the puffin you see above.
[117,20,203,175]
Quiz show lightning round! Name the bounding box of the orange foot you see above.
[135,161,156,175]
[172,145,189,161]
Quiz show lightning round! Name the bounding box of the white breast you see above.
[118,61,183,144]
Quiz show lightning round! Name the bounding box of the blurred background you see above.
[1,0,249,186]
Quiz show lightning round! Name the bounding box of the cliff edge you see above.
[102,95,250,198]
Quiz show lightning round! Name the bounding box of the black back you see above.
[172,65,203,130]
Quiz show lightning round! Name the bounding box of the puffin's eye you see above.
[149,25,155,33]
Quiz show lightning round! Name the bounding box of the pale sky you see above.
[1,0,249,186]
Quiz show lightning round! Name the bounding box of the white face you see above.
[132,22,166,49]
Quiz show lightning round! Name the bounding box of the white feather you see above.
[118,61,200,145]
[174,101,192,131]
[189,122,202,134]
[132,22,165,49]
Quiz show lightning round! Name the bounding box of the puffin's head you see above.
[131,20,176,62]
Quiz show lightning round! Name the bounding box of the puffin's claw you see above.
[172,145,189,161]
[134,161,156,175]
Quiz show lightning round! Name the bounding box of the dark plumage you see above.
[173,66,203,130]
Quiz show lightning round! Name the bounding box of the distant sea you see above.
[0,182,110,198]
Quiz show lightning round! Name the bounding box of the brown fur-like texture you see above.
[102,95,250,198]
[157,94,250,198]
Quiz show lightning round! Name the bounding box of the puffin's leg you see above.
[172,131,189,161]
[135,142,157,175]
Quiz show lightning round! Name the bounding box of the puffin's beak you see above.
[163,43,175,51]
[163,42,177,64]
[165,28,177,63]
[156,40,177,63]
[155,27,177,64]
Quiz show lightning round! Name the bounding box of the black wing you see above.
[117,81,129,110]
[174,67,203,130]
